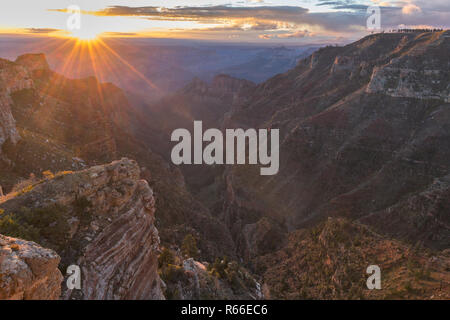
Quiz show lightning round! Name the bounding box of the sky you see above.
[0,0,449,43]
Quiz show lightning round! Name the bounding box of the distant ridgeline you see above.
[386,28,446,33]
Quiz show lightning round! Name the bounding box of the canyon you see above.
[170,121,280,175]
[1,158,164,300]
[1,31,449,299]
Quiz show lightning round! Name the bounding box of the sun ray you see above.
[86,40,106,108]
[96,38,161,92]
[40,39,82,98]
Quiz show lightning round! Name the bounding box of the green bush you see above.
[73,196,92,224]
[181,234,199,259]
[0,204,70,250]
[209,257,228,279]
[161,264,185,283]
[159,247,175,268]
[0,213,40,242]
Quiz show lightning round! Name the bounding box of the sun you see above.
[70,29,100,41]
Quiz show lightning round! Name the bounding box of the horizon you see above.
[1,1,449,44]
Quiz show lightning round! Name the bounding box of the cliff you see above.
[0,158,164,300]
[0,234,62,300]
[218,31,450,259]
[0,52,237,284]
[0,53,138,194]
[257,218,450,300]
[0,57,34,156]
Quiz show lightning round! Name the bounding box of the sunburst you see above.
[69,29,100,41]
[34,32,161,105]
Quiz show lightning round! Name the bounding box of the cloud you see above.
[100,32,139,37]
[53,5,364,33]
[88,5,309,21]
[402,4,421,15]
[259,29,314,40]
[49,2,450,42]
[201,21,279,32]
[316,1,369,11]
[116,5,374,34]
[258,34,273,39]
[25,28,61,34]
[277,30,314,38]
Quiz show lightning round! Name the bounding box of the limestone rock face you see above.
[257,218,450,300]
[0,158,165,300]
[367,66,450,101]
[218,31,450,261]
[69,160,164,300]
[0,235,62,300]
[0,58,34,152]
[15,54,50,73]
[366,33,450,102]
[0,54,51,153]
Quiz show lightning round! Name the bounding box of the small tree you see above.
[159,247,175,268]
[181,234,199,259]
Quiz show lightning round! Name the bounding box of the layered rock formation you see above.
[0,158,164,300]
[0,52,236,275]
[15,53,50,73]
[0,53,137,193]
[366,34,449,102]
[0,56,35,155]
[257,218,450,300]
[139,74,255,160]
[2,32,449,300]
[217,31,450,260]
[0,234,62,300]
[0,53,134,170]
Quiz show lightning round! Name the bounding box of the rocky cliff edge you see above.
[0,158,164,300]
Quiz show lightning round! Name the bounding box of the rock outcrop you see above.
[0,234,62,300]
[0,158,165,300]
[257,218,450,300]
[0,52,237,289]
[0,54,50,154]
[15,54,50,73]
[219,31,450,259]
[0,58,34,155]
[366,33,449,101]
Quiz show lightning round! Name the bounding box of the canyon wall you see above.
[0,234,62,300]
[0,158,164,300]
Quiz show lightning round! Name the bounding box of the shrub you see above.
[404,281,414,292]
[0,204,70,250]
[73,196,92,224]
[161,264,185,283]
[12,174,39,194]
[0,213,40,242]
[159,247,176,268]
[55,171,74,178]
[42,170,54,180]
[181,234,199,259]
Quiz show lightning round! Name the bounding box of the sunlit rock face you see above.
[15,54,50,73]
[0,234,63,300]
[256,218,450,300]
[218,31,450,261]
[366,33,450,102]
[0,57,35,154]
[0,53,135,169]
[0,158,165,300]
[0,54,49,153]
